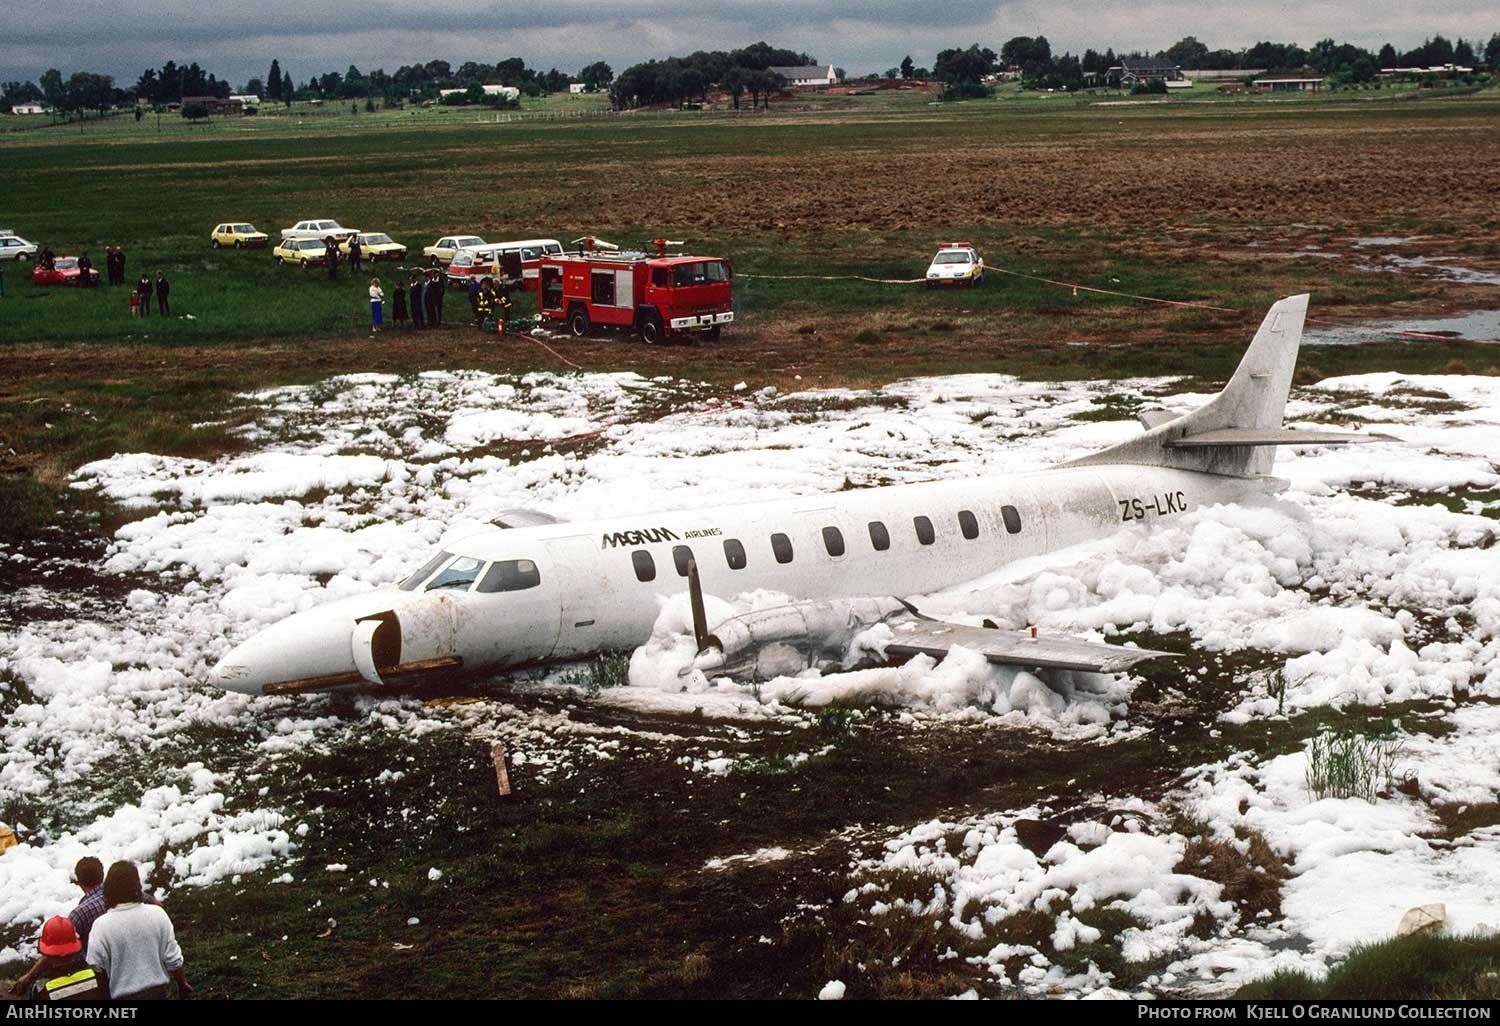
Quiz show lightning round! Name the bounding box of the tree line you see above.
[4,30,1498,117]
[901,32,1500,97]
[1,55,616,117]
[609,42,837,109]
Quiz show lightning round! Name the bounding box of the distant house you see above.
[568,82,586,94]
[1253,77,1326,93]
[438,85,521,102]
[1378,64,1473,79]
[181,95,243,113]
[766,65,838,87]
[10,103,45,115]
[1107,58,1185,88]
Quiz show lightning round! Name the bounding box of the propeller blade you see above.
[687,559,710,653]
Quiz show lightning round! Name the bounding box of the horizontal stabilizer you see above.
[884,621,1175,674]
[1164,428,1398,449]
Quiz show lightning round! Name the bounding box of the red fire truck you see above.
[537,239,734,343]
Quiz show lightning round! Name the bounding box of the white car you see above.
[925,242,984,287]
[422,235,486,267]
[280,219,358,242]
[0,232,38,261]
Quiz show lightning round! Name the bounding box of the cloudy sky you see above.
[3,1,1495,88]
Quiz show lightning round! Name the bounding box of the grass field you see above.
[4,87,1500,512]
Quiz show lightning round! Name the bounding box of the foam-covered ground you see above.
[2,367,1497,994]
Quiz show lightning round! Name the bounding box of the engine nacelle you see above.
[692,597,909,681]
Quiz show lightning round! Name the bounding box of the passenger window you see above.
[1002,505,1022,534]
[914,516,935,546]
[426,556,484,591]
[822,526,845,558]
[672,545,695,577]
[959,510,979,540]
[398,550,452,591]
[868,521,890,551]
[652,268,669,287]
[723,538,747,570]
[632,550,656,582]
[771,533,794,564]
[476,559,541,593]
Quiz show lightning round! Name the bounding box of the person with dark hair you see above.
[86,862,191,1000]
[408,273,425,330]
[392,278,407,328]
[68,857,108,950]
[467,275,481,325]
[348,234,363,273]
[78,253,94,287]
[8,916,106,1000]
[135,275,152,317]
[104,247,116,285]
[154,272,170,316]
[427,270,444,328]
[115,244,127,287]
[324,237,338,281]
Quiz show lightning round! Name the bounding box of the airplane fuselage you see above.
[209,462,1260,694]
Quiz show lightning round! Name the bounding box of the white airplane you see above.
[209,294,1391,696]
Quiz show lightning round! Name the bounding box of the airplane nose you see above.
[209,599,369,695]
[207,590,466,695]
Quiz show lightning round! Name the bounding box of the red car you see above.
[33,257,100,286]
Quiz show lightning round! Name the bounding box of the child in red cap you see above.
[7,916,106,1000]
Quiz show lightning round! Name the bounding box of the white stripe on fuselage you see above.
[438,464,1261,666]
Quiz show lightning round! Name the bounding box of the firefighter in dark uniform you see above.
[497,286,514,334]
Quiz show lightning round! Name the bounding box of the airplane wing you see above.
[884,619,1175,674]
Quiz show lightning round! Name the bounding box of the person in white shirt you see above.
[369,277,385,333]
[86,862,192,1000]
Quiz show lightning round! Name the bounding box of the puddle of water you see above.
[1366,255,1500,286]
[1305,309,1500,346]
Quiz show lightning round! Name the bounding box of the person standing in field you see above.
[324,237,338,281]
[392,279,407,328]
[86,862,191,1001]
[78,253,94,287]
[467,276,481,324]
[115,244,126,287]
[369,277,384,333]
[154,272,170,316]
[409,273,425,329]
[136,275,152,316]
[1,261,6,299]
[104,247,116,285]
[428,270,445,328]
[349,235,363,273]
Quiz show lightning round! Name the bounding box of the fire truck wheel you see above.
[639,315,664,345]
[569,307,591,337]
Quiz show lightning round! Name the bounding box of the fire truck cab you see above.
[538,241,733,344]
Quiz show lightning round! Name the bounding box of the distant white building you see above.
[766,65,838,87]
[439,84,521,101]
[11,103,45,115]
[229,94,261,106]
[569,82,586,94]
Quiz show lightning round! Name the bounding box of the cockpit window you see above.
[476,559,541,593]
[426,555,484,591]
[398,550,452,591]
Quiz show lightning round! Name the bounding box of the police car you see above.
[925,242,984,288]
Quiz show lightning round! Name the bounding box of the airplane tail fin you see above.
[1063,294,1385,479]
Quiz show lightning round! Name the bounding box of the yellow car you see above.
[339,232,408,262]
[273,237,331,268]
[210,222,269,249]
